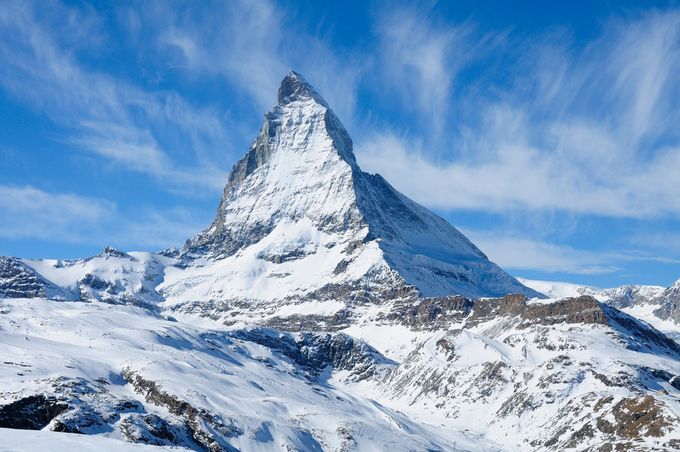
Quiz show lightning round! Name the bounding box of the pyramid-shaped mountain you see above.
[164,72,539,315]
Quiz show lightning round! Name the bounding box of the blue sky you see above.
[1,0,679,288]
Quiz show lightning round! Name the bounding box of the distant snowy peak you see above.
[655,279,680,324]
[0,257,69,300]
[520,277,680,329]
[0,249,168,306]
[277,70,329,108]
[179,71,538,301]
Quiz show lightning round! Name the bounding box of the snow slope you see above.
[373,297,680,450]
[0,297,490,451]
[0,428,189,451]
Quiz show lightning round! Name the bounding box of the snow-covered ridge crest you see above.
[277,70,330,108]
[520,277,680,330]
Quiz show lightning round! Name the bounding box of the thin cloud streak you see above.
[0,0,229,192]
[357,10,680,219]
[0,185,115,243]
[148,0,363,127]
[0,185,205,251]
[372,5,476,132]
[464,229,680,276]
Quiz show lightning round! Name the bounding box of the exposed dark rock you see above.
[386,296,473,330]
[0,395,68,430]
[258,249,309,264]
[603,304,680,355]
[122,368,242,451]
[80,273,110,291]
[653,280,680,324]
[226,328,395,382]
[468,295,609,328]
[96,247,134,260]
[0,256,58,299]
[119,413,188,447]
[606,396,674,438]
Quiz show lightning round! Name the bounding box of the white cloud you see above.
[108,208,206,251]
[149,0,363,126]
[463,229,680,275]
[356,133,633,216]
[0,185,205,251]
[0,1,229,192]
[0,185,115,242]
[356,10,680,219]
[372,5,481,132]
[463,231,617,275]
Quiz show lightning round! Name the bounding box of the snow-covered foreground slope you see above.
[372,296,680,451]
[0,297,490,451]
[2,295,678,451]
[0,428,189,451]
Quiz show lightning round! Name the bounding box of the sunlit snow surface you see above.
[0,298,492,451]
[0,427,188,451]
[2,294,679,450]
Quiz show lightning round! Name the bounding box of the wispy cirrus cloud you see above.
[358,9,680,219]
[464,229,680,275]
[357,134,680,218]
[0,185,204,250]
[0,185,115,243]
[139,0,363,127]
[0,0,229,192]
[371,5,490,133]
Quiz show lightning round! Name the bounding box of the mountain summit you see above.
[277,70,328,107]
[172,71,539,314]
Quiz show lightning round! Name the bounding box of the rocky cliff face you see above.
[599,279,680,326]
[0,257,70,300]
[521,277,680,329]
[653,280,680,323]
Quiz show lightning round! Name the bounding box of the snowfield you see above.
[0,298,492,451]
[2,294,678,451]
[0,427,189,451]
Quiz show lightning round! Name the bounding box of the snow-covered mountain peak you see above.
[174,71,539,308]
[96,246,135,260]
[277,70,329,108]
